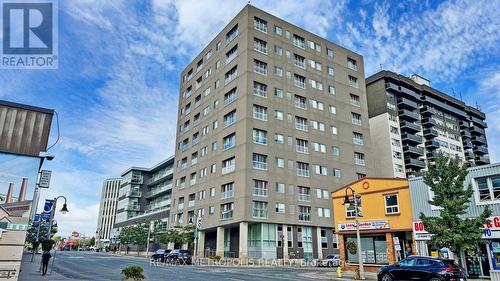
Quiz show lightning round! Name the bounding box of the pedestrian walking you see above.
[41,250,52,275]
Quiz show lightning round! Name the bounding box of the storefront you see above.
[333,178,414,273]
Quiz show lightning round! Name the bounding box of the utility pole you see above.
[354,194,365,280]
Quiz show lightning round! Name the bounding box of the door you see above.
[409,258,432,280]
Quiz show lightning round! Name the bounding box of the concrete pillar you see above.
[239,222,248,262]
[283,224,289,260]
[167,242,175,249]
[197,230,205,257]
[338,234,347,269]
[386,232,396,264]
[316,227,323,259]
[216,226,224,257]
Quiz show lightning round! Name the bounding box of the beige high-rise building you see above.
[172,5,372,260]
[96,178,120,248]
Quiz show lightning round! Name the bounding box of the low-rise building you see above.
[332,177,413,272]
[409,163,500,278]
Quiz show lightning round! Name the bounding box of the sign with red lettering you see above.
[485,216,500,230]
[413,221,432,240]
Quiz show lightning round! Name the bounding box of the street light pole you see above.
[344,187,364,280]
[146,221,154,258]
[47,196,69,239]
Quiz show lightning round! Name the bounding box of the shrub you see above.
[209,255,222,261]
[121,265,145,281]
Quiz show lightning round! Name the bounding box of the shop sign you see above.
[337,220,389,231]
[413,221,432,240]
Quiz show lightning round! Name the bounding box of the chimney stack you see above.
[6,183,14,203]
[18,178,27,202]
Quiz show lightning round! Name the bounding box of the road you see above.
[48,251,340,281]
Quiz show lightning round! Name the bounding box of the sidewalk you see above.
[299,270,378,280]
[19,252,71,281]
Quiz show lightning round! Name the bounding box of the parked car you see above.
[316,254,340,267]
[166,249,192,265]
[151,249,171,262]
[377,256,467,281]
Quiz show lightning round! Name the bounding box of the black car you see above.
[151,249,171,262]
[166,249,192,265]
[378,256,467,281]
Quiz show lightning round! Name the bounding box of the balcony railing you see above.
[221,190,234,200]
[252,209,268,218]
[298,212,311,222]
[355,158,366,166]
[252,161,268,170]
[295,123,308,131]
[221,210,234,220]
[252,188,268,197]
[296,145,309,154]
[297,169,310,177]
[222,165,235,174]
[145,184,172,198]
[188,200,195,208]
[298,193,310,202]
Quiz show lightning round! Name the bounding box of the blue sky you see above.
[0,0,499,237]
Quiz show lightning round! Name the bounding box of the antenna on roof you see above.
[379,64,383,71]
[452,88,456,98]
[459,91,463,101]
[392,63,396,73]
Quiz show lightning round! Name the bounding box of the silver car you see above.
[317,254,340,267]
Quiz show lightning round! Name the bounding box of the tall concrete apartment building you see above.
[367,70,489,178]
[96,178,120,246]
[114,157,174,233]
[172,5,372,260]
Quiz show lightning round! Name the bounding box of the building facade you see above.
[114,157,174,231]
[172,5,372,260]
[333,178,414,272]
[95,178,121,248]
[410,163,500,278]
[366,71,489,178]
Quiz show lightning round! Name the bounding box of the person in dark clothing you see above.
[41,251,52,275]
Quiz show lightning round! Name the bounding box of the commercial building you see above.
[95,178,121,249]
[172,5,372,260]
[410,163,500,278]
[332,177,413,272]
[366,71,489,178]
[113,156,174,250]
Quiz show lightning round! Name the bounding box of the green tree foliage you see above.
[420,156,491,253]
[119,223,149,247]
[41,239,55,251]
[85,237,96,247]
[156,225,195,246]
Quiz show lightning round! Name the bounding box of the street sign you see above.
[393,237,401,251]
[39,170,52,188]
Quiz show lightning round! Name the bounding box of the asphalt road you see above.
[50,251,338,281]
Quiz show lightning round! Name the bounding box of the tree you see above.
[119,223,149,254]
[26,223,58,245]
[85,237,96,248]
[420,156,491,257]
[156,225,195,247]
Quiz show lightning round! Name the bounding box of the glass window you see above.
[345,236,387,264]
[385,194,399,214]
[477,178,490,201]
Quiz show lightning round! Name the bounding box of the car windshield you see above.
[156,249,165,254]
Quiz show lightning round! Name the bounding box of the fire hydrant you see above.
[337,266,343,277]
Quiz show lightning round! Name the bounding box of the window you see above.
[352,112,362,125]
[298,186,311,202]
[316,188,329,199]
[329,105,336,114]
[274,87,283,98]
[276,182,285,193]
[309,79,323,90]
[390,126,399,134]
[327,48,334,58]
[350,94,361,107]
[216,41,221,51]
[309,59,322,70]
[348,75,358,88]
[225,44,238,64]
[393,151,402,159]
[295,95,307,109]
[274,45,282,56]
[311,120,325,131]
[292,34,305,49]
[210,187,216,197]
[274,66,283,77]
[254,37,267,54]
[254,17,267,33]
[347,58,357,71]
[274,25,282,35]
[221,202,234,220]
[296,139,309,154]
[253,179,268,197]
[276,157,285,168]
[295,116,308,131]
[345,235,387,264]
[315,165,328,175]
[224,66,237,85]
[308,40,321,51]
[385,194,399,214]
[294,54,305,68]
[224,88,237,106]
[226,24,238,43]
[330,125,338,135]
[353,132,364,145]
[203,106,210,116]
[253,81,267,97]
[223,110,236,128]
[310,100,324,110]
[394,164,403,173]
[252,153,268,170]
[298,206,311,221]
[297,162,310,177]
[221,182,234,199]
[253,128,267,145]
[317,208,331,218]
[253,59,267,75]
[293,74,306,88]
[211,163,216,173]
[222,133,236,150]
[211,141,217,151]
[332,146,340,156]
[252,201,268,218]
[328,85,335,95]
[221,157,235,175]
[209,206,215,215]
[333,168,341,178]
[276,203,285,213]
[275,133,284,144]
[275,110,284,120]
[253,104,268,121]
[476,176,500,202]
[328,66,334,76]
[313,142,327,153]
[200,146,208,156]
[354,152,365,166]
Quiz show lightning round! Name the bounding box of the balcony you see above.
[425,140,440,149]
[144,199,171,213]
[145,184,172,198]
[475,156,490,165]
[298,193,311,202]
[460,120,469,129]
[471,117,487,128]
[426,152,439,160]
[298,212,311,222]
[398,109,419,121]
[125,191,142,198]
[296,145,309,154]
[423,128,438,138]
[400,121,421,133]
[463,141,473,149]
[252,188,268,197]
[252,161,268,170]
[461,131,472,139]
[401,133,423,144]
[421,118,437,127]
[385,82,400,93]
[403,145,424,156]
[474,146,489,155]
[420,106,433,116]
[470,125,486,135]
[472,136,487,145]
[221,190,234,200]
[222,165,235,175]
[404,157,425,168]
[464,151,475,159]
[221,210,234,220]
[126,204,140,211]
[297,169,310,177]
[397,97,418,109]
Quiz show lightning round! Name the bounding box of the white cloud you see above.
[476,71,500,163]
[54,203,100,238]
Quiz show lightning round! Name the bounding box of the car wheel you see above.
[428,277,443,281]
[328,261,333,267]
[381,274,393,281]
